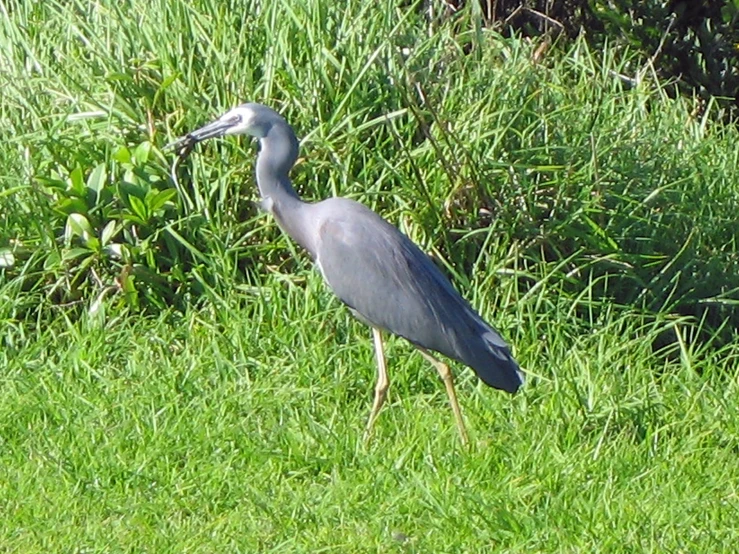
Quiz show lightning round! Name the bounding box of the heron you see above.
[170,103,523,444]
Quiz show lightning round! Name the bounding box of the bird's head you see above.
[168,102,300,193]
[188,103,285,140]
[169,103,288,154]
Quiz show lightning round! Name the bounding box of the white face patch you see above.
[222,106,260,137]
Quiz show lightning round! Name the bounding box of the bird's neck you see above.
[255,160,300,204]
[255,127,316,255]
[255,123,301,204]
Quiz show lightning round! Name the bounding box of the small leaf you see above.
[134,141,152,165]
[61,247,92,262]
[66,213,100,249]
[120,213,147,225]
[69,165,85,196]
[54,197,89,216]
[101,220,117,245]
[129,196,148,221]
[36,177,68,192]
[124,168,138,185]
[43,250,61,270]
[104,243,126,260]
[159,73,178,89]
[148,188,177,213]
[85,235,101,250]
[113,146,132,164]
[86,163,107,194]
[67,213,95,238]
[118,180,147,202]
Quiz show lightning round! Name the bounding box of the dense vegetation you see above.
[1,0,738,551]
[456,0,739,118]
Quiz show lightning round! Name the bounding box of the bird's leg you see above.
[416,347,469,446]
[364,327,389,442]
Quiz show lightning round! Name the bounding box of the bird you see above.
[170,103,524,444]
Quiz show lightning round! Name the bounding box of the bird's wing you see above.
[314,200,478,348]
[312,199,523,393]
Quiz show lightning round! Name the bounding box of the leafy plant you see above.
[447,0,739,119]
[3,141,196,316]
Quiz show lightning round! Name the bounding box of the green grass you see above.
[2,295,738,552]
[2,0,739,551]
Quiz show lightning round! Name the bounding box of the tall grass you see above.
[3,0,739,326]
[1,0,738,551]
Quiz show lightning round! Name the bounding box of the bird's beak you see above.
[186,114,241,142]
[166,114,241,155]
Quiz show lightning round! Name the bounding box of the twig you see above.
[609,13,677,88]
[638,13,677,82]
[504,6,564,33]
[522,7,564,31]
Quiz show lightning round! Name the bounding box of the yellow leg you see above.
[364,327,389,442]
[417,347,469,445]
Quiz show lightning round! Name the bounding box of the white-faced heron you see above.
[171,103,524,444]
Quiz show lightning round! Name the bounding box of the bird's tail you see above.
[456,325,524,394]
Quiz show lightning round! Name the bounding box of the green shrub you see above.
[456,0,739,119]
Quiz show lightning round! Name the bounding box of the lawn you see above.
[1,1,738,552]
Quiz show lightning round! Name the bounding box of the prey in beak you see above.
[166,113,243,158]
[166,113,242,209]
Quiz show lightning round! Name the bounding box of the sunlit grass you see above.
[2,294,738,552]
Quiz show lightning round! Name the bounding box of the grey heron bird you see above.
[171,103,523,444]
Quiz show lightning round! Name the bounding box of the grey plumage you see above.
[310,198,522,393]
[172,102,523,442]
